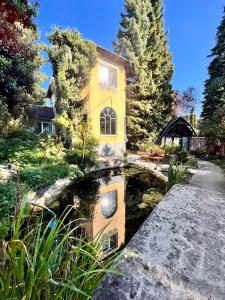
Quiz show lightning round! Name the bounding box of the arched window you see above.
[100,190,118,219]
[100,107,117,135]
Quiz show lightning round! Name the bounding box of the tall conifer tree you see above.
[202,8,225,122]
[114,0,174,145]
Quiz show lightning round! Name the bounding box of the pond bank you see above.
[94,183,225,300]
[28,156,167,208]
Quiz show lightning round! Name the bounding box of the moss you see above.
[140,188,164,209]
[123,166,143,177]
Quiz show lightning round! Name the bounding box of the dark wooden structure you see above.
[161,117,197,150]
[208,139,225,157]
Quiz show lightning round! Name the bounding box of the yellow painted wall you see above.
[87,54,126,154]
[84,176,126,253]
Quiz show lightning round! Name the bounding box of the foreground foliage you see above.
[0,206,119,300]
[167,164,187,191]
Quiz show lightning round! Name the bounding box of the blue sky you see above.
[37,0,225,114]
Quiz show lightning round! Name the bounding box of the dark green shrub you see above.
[10,148,54,167]
[0,128,38,163]
[0,138,35,163]
[0,183,17,238]
[0,183,16,219]
[184,156,198,168]
[163,144,181,155]
[0,182,31,237]
[190,147,207,158]
[65,148,97,170]
[20,163,81,190]
[176,150,189,163]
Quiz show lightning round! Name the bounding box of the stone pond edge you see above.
[27,157,168,208]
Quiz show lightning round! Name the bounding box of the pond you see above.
[49,167,166,256]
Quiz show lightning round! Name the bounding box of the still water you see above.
[50,167,166,255]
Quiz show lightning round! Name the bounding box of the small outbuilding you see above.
[161,116,197,151]
[27,105,55,134]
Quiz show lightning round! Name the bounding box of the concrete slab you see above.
[94,184,225,300]
[188,160,225,193]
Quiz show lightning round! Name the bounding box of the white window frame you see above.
[37,122,55,134]
[99,65,117,88]
[100,190,118,218]
[100,107,117,136]
[102,232,118,253]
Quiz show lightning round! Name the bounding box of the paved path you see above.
[94,161,225,300]
[188,160,225,193]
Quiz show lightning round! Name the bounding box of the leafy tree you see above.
[114,0,174,145]
[47,28,97,115]
[47,28,98,164]
[173,87,198,117]
[201,7,225,136]
[0,0,45,125]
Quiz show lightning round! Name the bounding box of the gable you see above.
[161,117,197,137]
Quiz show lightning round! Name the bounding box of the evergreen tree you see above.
[202,8,225,125]
[47,28,97,115]
[0,0,45,123]
[47,28,98,142]
[114,0,174,146]
[189,107,197,128]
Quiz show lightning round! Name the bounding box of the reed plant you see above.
[167,164,187,191]
[0,205,119,300]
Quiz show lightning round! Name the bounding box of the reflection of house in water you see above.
[85,175,125,255]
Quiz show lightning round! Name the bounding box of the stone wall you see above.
[94,184,225,300]
[98,142,126,157]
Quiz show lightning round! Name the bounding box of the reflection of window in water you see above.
[102,231,118,253]
[100,190,118,219]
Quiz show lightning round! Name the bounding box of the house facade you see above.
[45,45,131,157]
[83,174,125,256]
[88,46,131,156]
[27,105,55,134]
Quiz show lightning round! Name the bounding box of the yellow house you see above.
[45,45,131,157]
[87,46,131,157]
[82,174,126,256]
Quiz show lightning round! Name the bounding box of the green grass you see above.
[0,206,120,299]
